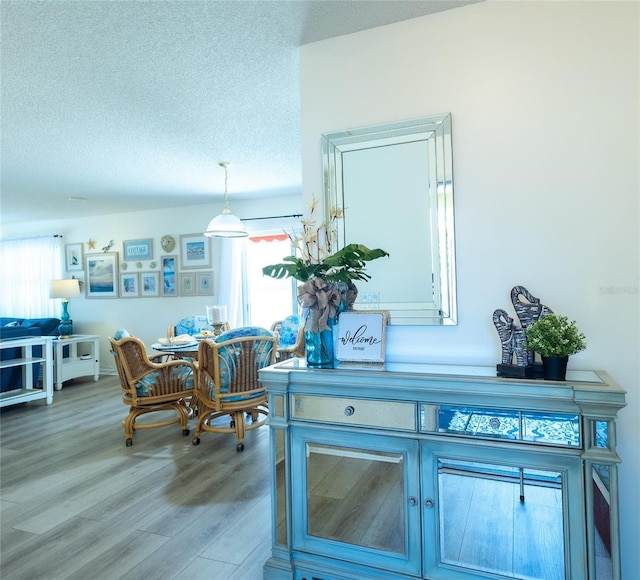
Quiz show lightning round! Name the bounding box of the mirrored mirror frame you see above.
[322,113,457,325]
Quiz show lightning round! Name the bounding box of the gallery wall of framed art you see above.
[66,234,216,299]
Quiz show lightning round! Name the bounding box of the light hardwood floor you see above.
[3,376,607,580]
[1,375,272,580]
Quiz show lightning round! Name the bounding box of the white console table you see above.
[53,334,100,390]
[261,360,627,580]
[0,336,53,407]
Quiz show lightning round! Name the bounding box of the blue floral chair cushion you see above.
[216,326,274,342]
[174,316,215,336]
[113,328,131,340]
[272,315,305,359]
[277,315,304,348]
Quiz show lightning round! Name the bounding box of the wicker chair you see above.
[271,314,305,360]
[109,333,196,447]
[193,327,277,452]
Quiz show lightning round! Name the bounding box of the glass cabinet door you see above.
[291,426,421,576]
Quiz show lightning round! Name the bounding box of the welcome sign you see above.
[336,311,389,363]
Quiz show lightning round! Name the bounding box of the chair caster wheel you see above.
[182,429,190,436]
[125,438,133,447]
[192,437,200,446]
[236,443,245,452]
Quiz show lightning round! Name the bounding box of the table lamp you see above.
[50,279,81,338]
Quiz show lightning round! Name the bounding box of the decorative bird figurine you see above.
[102,240,114,253]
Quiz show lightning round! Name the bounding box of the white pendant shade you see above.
[204,161,249,238]
[204,209,248,238]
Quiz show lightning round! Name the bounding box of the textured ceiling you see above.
[1,0,479,225]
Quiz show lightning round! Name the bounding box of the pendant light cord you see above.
[219,162,230,211]
[204,160,248,237]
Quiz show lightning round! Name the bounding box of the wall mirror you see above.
[322,113,457,325]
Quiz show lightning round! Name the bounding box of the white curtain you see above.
[0,235,63,317]
[217,238,246,328]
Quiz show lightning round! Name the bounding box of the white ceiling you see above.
[1,0,479,225]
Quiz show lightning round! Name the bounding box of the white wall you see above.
[300,1,639,577]
[1,194,302,372]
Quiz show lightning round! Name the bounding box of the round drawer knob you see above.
[344,405,355,416]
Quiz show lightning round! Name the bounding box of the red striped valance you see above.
[249,234,289,243]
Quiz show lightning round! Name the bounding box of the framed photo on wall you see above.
[140,272,160,297]
[123,238,153,261]
[336,311,389,363]
[180,234,211,270]
[85,253,118,298]
[179,273,196,296]
[65,243,84,271]
[120,272,140,298]
[197,272,214,295]
[161,255,177,297]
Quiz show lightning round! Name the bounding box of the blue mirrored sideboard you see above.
[261,360,626,580]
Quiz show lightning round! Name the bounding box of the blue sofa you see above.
[1,317,60,392]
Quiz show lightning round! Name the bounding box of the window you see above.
[245,234,297,329]
[0,235,63,317]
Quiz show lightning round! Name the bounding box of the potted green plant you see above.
[525,313,587,380]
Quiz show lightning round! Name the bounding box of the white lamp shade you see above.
[50,279,81,299]
[204,210,248,238]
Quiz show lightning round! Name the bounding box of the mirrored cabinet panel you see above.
[305,443,405,551]
[291,428,421,576]
[421,404,582,447]
[590,463,614,579]
[274,428,287,547]
[436,458,567,579]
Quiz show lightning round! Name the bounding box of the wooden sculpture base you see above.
[496,363,545,379]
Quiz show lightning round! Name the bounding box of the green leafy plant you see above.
[262,195,388,283]
[525,313,587,357]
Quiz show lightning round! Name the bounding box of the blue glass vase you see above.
[305,316,337,368]
[302,280,356,369]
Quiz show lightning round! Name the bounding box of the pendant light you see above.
[204,162,248,238]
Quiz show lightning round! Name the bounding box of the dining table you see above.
[150,334,216,361]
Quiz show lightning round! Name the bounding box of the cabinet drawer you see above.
[292,394,416,431]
